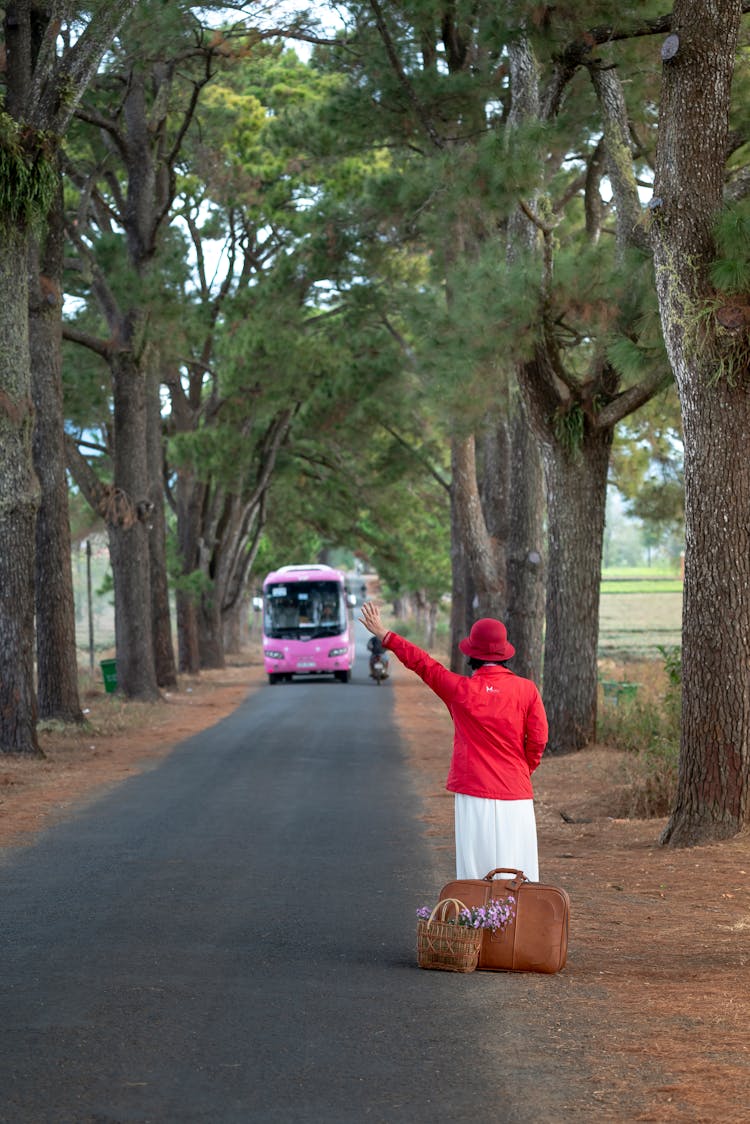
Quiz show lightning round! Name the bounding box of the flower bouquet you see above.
[416,895,517,973]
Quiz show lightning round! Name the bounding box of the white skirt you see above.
[454,794,539,882]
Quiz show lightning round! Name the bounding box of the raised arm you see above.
[359,601,389,641]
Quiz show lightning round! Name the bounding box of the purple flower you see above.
[456,896,516,933]
[417,895,516,933]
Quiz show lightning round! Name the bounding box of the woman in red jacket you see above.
[359,602,548,881]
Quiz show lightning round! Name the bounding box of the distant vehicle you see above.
[367,635,390,686]
[262,564,355,684]
[370,655,389,686]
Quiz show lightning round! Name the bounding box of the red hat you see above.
[459,618,515,662]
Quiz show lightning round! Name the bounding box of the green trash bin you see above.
[601,680,638,705]
[100,658,118,693]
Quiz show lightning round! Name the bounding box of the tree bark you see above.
[30,166,84,724]
[0,223,41,755]
[542,426,612,753]
[223,598,249,655]
[505,35,546,687]
[174,468,204,674]
[651,0,748,845]
[449,496,471,673]
[146,355,177,688]
[177,589,201,675]
[505,396,545,684]
[451,431,506,620]
[198,588,225,670]
[108,349,160,700]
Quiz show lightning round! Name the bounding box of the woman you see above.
[359,602,548,881]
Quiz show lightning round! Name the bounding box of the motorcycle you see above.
[370,655,389,685]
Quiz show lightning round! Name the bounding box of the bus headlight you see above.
[264,650,284,660]
[328,647,348,657]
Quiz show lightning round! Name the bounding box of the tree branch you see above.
[62,323,112,360]
[382,425,450,492]
[595,367,674,430]
[368,0,445,150]
[64,434,109,516]
[32,0,141,133]
[588,61,649,254]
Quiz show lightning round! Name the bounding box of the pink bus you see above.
[262,564,356,684]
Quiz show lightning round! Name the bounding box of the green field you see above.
[598,589,682,658]
[600,579,683,594]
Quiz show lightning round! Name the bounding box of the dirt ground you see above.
[394,670,750,1123]
[2,656,749,1121]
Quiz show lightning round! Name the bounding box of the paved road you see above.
[0,626,580,1123]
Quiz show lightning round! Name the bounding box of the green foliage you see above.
[688,297,750,388]
[171,567,212,600]
[628,479,684,532]
[551,403,585,456]
[96,566,114,602]
[712,201,750,293]
[0,112,58,229]
[610,386,683,554]
[657,644,682,689]
[606,336,651,380]
[597,649,681,818]
[58,1,697,635]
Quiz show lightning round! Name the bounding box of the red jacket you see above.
[384,632,548,800]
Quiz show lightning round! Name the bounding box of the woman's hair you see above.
[468,657,512,671]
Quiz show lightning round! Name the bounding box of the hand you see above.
[358,601,388,641]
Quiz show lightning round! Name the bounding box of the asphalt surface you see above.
[0,625,580,1123]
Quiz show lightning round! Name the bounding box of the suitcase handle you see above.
[483,868,528,890]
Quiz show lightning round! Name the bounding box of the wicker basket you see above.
[417,898,481,973]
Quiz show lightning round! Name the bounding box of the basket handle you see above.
[427,898,468,924]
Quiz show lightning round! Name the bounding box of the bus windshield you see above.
[264,580,347,640]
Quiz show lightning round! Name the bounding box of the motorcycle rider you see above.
[367,633,389,679]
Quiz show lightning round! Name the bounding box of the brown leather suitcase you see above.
[439,868,570,974]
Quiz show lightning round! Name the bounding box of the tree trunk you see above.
[504,36,546,686]
[177,590,201,674]
[30,168,84,723]
[542,429,612,753]
[506,396,545,684]
[425,601,438,650]
[651,0,747,844]
[0,223,41,755]
[664,384,750,843]
[173,452,204,674]
[108,350,160,700]
[451,431,506,619]
[145,357,177,688]
[222,598,247,655]
[198,591,225,670]
[449,490,472,672]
